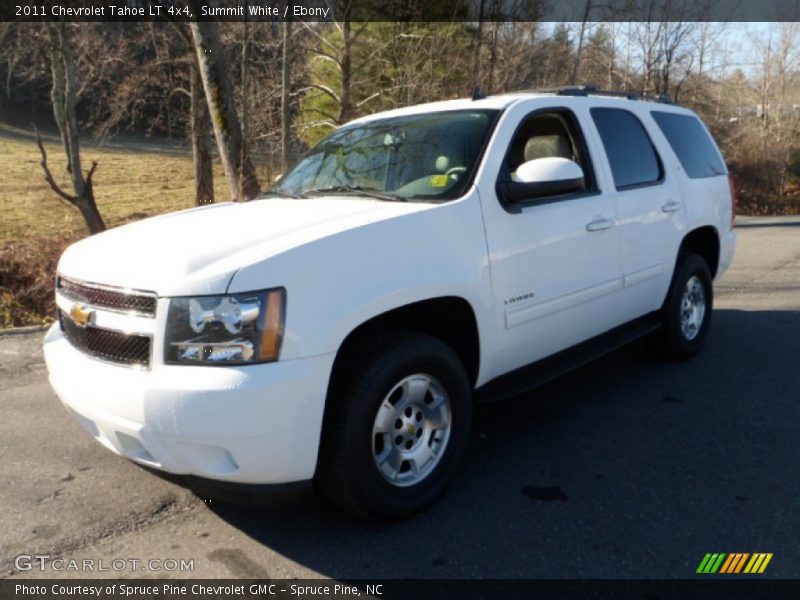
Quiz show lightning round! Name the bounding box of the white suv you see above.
[45,87,736,519]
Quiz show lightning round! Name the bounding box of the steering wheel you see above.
[445,166,467,180]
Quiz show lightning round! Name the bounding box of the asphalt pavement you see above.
[1,215,799,579]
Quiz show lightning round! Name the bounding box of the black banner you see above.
[3,0,800,23]
[4,580,800,600]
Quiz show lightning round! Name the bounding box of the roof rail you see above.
[521,85,675,105]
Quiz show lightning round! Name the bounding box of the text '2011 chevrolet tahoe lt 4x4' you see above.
[45,87,736,519]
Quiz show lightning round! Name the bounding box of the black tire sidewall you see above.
[334,334,472,519]
[664,254,713,357]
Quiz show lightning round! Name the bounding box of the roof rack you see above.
[523,85,675,105]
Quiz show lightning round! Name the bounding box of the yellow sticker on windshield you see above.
[430,174,448,187]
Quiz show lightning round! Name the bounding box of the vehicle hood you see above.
[57,198,432,296]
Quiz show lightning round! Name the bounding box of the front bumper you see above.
[44,323,335,484]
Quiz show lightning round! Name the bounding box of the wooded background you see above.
[2,15,800,326]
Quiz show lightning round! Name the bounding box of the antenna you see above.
[472,86,487,101]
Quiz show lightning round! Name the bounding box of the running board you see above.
[476,314,662,403]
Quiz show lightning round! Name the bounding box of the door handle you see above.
[662,200,682,213]
[586,218,614,232]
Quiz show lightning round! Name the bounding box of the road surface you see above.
[2,215,799,579]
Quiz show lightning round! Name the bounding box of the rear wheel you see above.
[317,331,472,520]
[650,254,713,360]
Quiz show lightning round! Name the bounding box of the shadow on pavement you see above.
[204,309,800,579]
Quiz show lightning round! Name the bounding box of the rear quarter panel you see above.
[643,106,734,278]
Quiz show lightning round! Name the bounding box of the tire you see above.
[650,253,713,360]
[317,330,473,520]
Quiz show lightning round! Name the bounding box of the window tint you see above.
[651,111,727,178]
[591,108,662,189]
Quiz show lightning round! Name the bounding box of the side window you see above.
[651,111,727,179]
[590,108,662,190]
[497,109,597,204]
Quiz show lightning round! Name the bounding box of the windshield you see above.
[271,109,499,202]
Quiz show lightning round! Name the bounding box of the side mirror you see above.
[499,157,585,204]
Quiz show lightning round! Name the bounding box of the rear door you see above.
[477,100,623,379]
[588,106,686,319]
[650,109,733,252]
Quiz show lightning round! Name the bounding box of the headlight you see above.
[165,288,285,365]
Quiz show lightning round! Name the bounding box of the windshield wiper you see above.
[259,189,307,199]
[306,185,406,202]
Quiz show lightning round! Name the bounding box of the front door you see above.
[478,103,623,379]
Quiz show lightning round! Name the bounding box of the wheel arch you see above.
[328,296,482,391]
[678,225,721,278]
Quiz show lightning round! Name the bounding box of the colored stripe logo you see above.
[697,553,773,574]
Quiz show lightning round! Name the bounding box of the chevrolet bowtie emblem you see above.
[407,424,416,435]
[69,303,94,328]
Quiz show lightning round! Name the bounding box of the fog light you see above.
[176,344,203,362]
[172,340,254,364]
[206,342,254,363]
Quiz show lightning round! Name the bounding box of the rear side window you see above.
[590,108,662,190]
[651,111,727,179]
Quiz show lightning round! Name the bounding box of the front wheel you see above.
[650,254,713,360]
[317,331,473,520]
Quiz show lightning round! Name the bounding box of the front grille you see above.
[58,276,157,317]
[59,310,151,368]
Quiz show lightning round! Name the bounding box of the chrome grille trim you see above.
[57,276,157,317]
[58,309,152,369]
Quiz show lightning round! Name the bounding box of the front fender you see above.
[228,193,494,379]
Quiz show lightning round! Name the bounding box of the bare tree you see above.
[769,23,800,195]
[571,0,593,84]
[281,17,293,172]
[188,13,260,201]
[37,22,105,234]
[166,21,215,205]
[240,20,250,147]
[296,17,371,139]
[471,0,486,87]
[486,0,501,92]
[339,18,353,123]
[190,57,215,204]
[756,26,775,152]
[47,25,72,172]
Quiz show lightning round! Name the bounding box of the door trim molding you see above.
[623,263,664,288]
[505,278,621,329]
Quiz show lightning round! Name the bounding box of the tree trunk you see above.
[571,0,592,84]
[607,24,617,89]
[44,23,105,234]
[281,18,293,172]
[240,19,250,192]
[487,0,500,92]
[190,59,214,205]
[188,14,260,201]
[47,25,71,173]
[338,19,353,123]
[472,0,485,87]
[693,23,708,103]
[0,26,7,119]
[759,35,771,153]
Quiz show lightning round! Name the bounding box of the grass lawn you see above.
[0,123,241,328]
[0,123,227,245]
